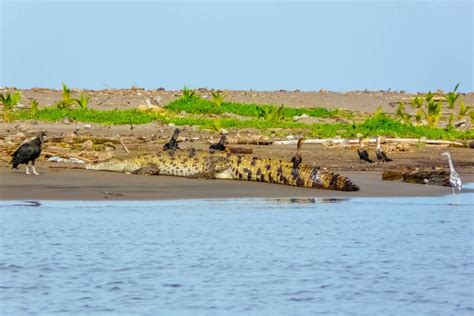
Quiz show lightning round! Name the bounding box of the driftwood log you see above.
[274,138,466,147]
[46,136,121,145]
[382,169,450,187]
[226,146,253,154]
[225,135,272,145]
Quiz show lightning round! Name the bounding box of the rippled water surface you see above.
[1,194,473,315]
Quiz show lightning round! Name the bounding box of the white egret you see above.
[441,152,462,204]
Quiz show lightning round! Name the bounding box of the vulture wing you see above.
[11,143,36,165]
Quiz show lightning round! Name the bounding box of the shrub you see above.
[182,86,197,101]
[30,99,39,117]
[210,90,226,108]
[55,82,75,109]
[75,93,90,111]
[0,91,22,122]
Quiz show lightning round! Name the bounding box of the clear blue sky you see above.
[1,1,472,92]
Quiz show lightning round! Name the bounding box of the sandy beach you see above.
[1,89,472,201]
[0,166,470,200]
[1,165,473,201]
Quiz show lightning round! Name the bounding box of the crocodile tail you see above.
[228,155,359,191]
[309,168,360,191]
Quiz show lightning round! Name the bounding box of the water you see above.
[1,193,473,315]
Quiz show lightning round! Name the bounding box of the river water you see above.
[1,192,473,315]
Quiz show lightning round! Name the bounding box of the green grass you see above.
[12,108,158,125]
[10,107,473,140]
[165,97,340,119]
[352,114,473,139]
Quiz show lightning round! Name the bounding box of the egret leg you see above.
[31,165,39,176]
[451,187,458,205]
[25,165,30,175]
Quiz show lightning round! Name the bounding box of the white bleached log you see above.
[273,138,465,146]
[118,136,130,154]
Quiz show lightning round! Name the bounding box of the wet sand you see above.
[1,167,472,201]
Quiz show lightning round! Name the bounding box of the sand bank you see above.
[1,167,472,201]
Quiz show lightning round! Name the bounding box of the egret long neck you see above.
[447,157,455,172]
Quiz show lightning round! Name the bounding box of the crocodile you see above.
[86,150,360,191]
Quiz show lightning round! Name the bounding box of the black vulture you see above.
[357,137,374,163]
[11,131,47,175]
[209,134,227,153]
[375,136,393,164]
[163,128,181,151]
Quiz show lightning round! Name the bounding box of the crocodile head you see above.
[86,158,143,173]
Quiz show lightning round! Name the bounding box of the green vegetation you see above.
[55,82,75,109]
[458,100,470,120]
[257,104,285,122]
[53,83,95,111]
[209,118,223,132]
[10,106,472,140]
[165,95,339,119]
[445,83,460,128]
[75,93,90,111]
[182,86,197,101]
[13,108,157,125]
[407,91,443,128]
[0,91,22,122]
[6,84,472,140]
[395,102,411,124]
[210,90,226,108]
[30,99,39,117]
[355,110,471,139]
[396,84,471,129]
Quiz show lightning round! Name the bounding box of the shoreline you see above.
[1,167,472,201]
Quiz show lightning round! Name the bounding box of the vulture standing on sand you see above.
[11,131,47,175]
[375,136,392,164]
[162,128,181,151]
[357,137,374,163]
[209,134,227,153]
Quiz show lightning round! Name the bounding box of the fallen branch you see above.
[385,138,465,146]
[118,134,130,154]
[382,169,450,187]
[274,139,355,145]
[273,138,466,147]
[224,134,272,145]
[47,136,121,145]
